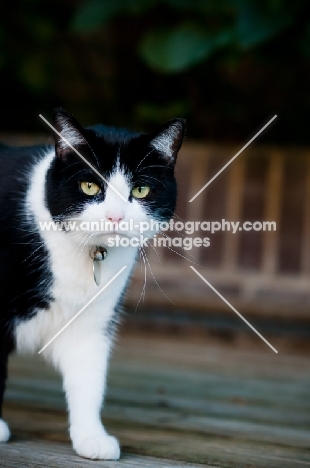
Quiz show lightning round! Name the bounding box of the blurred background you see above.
[1,0,310,140]
[2,5,310,465]
[1,0,310,345]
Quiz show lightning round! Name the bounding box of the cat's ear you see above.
[53,108,87,159]
[149,118,186,164]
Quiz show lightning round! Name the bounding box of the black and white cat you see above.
[0,108,185,459]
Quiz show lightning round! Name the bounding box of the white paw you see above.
[0,419,10,442]
[73,432,120,460]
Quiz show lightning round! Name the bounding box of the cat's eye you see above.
[131,185,151,199]
[80,181,100,196]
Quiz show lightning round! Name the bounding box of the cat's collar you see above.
[89,246,107,286]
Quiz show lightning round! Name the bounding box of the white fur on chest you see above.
[15,151,137,359]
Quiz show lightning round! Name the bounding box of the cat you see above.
[0,108,185,459]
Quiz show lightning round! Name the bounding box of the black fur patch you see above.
[0,109,186,418]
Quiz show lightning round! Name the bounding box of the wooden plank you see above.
[187,144,210,220]
[262,151,283,276]
[127,262,310,319]
[0,440,211,468]
[179,144,210,264]
[2,333,310,467]
[301,154,310,275]
[222,158,245,271]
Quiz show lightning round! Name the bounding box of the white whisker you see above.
[141,246,175,305]
[135,248,147,312]
[146,239,161,263]
[160,231,200,266]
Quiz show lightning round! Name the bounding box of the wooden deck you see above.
[1,330,309,467]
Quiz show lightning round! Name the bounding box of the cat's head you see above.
[45,108,186,246]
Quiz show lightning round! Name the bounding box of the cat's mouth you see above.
[96,231,132,237]
[86,231,138,248]
[91,231,135,241]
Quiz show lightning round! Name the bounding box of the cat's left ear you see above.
[53,107,87,159]
[149,118,186,165]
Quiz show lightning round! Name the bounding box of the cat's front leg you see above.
[53,327,120,460]
[0,419,10,443]
[0,344,10,443]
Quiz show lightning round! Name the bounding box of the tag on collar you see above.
[90,247,107,286]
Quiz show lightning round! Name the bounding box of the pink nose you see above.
[106,213,124,222]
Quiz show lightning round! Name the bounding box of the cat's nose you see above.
[106,212,125,222]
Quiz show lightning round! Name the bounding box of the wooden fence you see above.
[128,143,310,319]
[1,134,309,318]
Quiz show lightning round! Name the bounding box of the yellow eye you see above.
[131,185,151,199]
[80,181,100,196]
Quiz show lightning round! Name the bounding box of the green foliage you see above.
[138,23,235,73]
[236,2,295,48]
[1,0,310,142]
[71,0,308,74]
[71,0,157,32]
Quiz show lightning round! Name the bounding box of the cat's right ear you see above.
[149,118,186,165]
[53,108,87,160]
